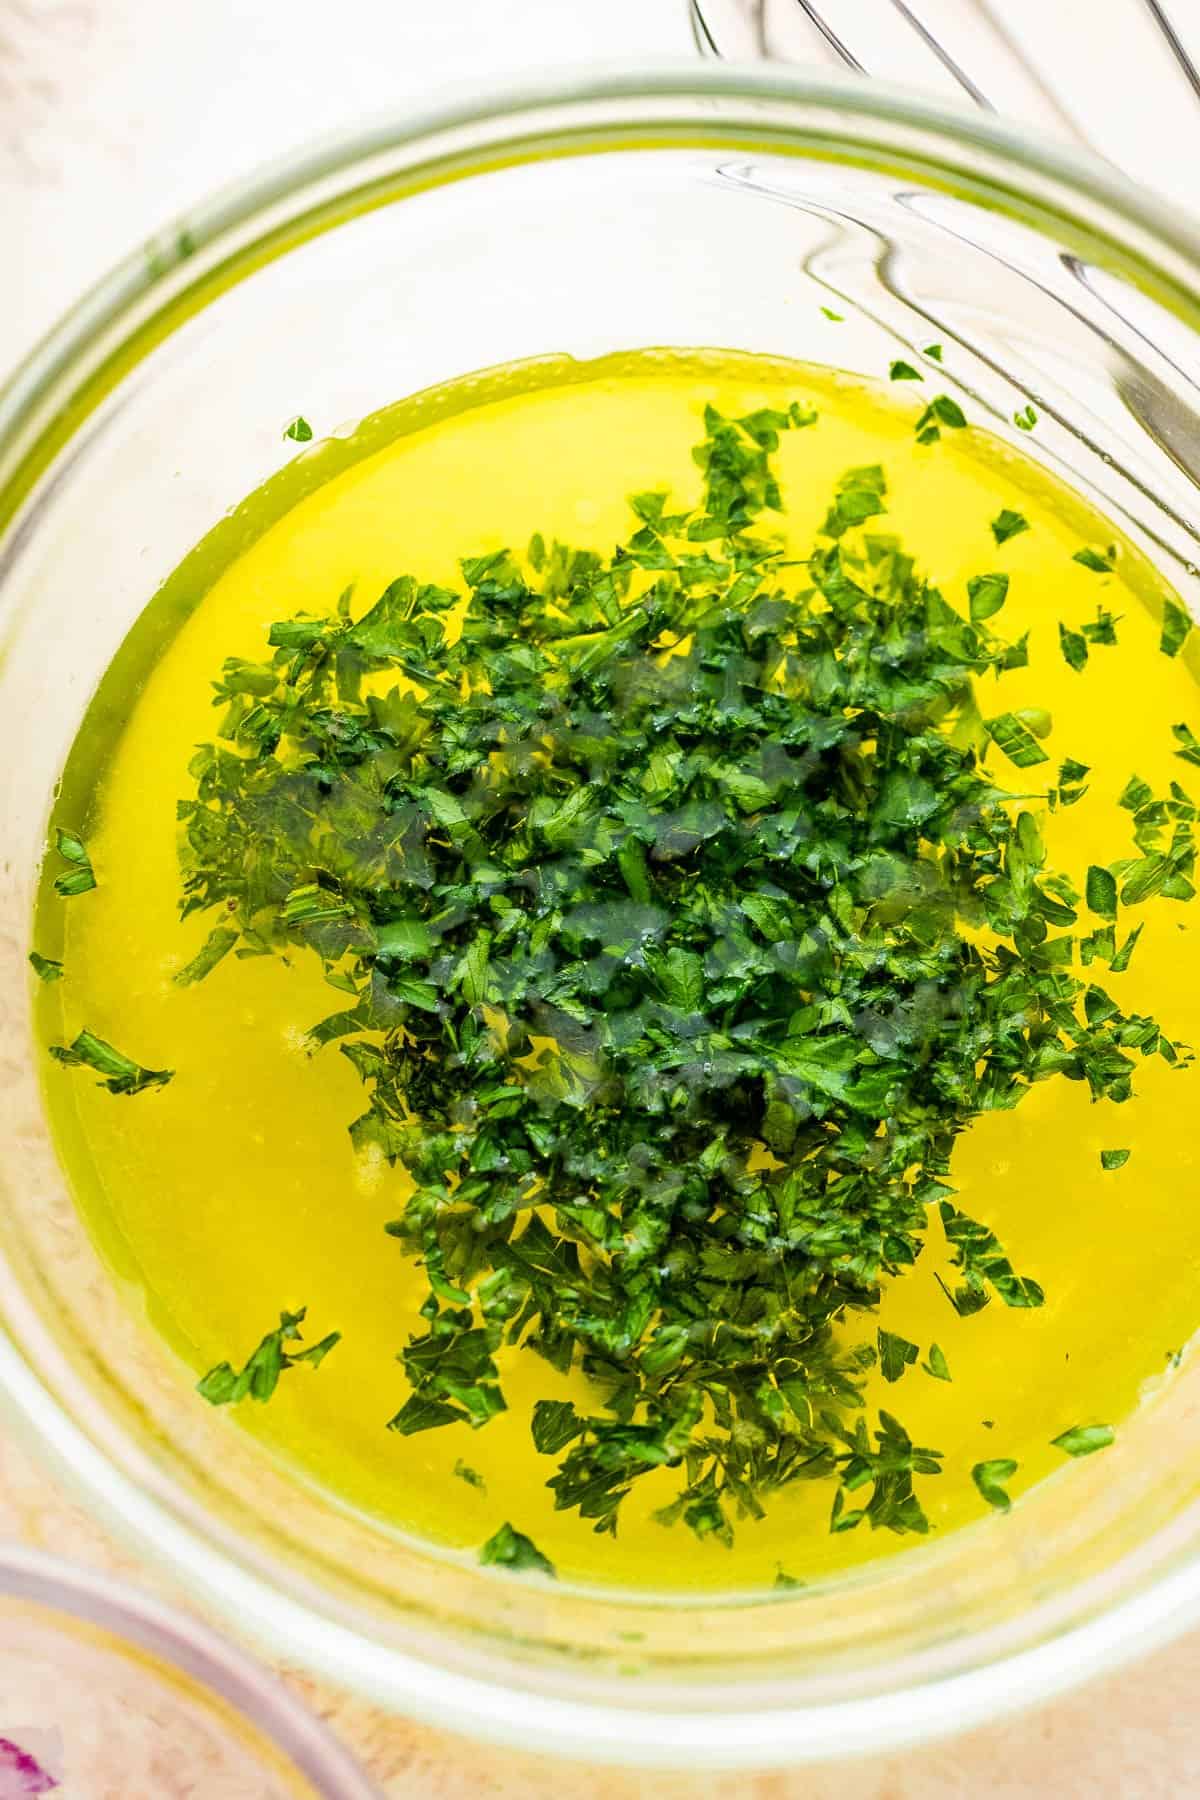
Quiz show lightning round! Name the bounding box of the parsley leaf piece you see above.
[48,1029,172,1097]
[454,1459,486,1491]
[1082,606,1119,646]
[985,711,1050,767]
[1119,774,1153,811]
[1100,1148,1130,1171]
[1058,622,1088,672]
[889,360,923,382]
[940,1202,1044,1312]
[915,394,967,445]
[924,343,944,361]
[28,952,63,983]
[972,1458,1018,1512]
[968,572,1009,622]
[197,1306,340,1405]
[1073,546,1114,574]
[922,1344,952,1382]
[877,1329,919,1383]
[51,827,96,897]
[175,926,239,986]
[1014,404,1038,431]
[1172,722,1200,768]
[479,1522,556,1578]
[1051,1424,1115,1458]
[820,307,843,321]
[773,1568,803,1590]
[1161,598,1193,658]
[990,508,1029,545]
[1086,865,1118,920]
[531,1398,584,1455]
[284,416,313,442]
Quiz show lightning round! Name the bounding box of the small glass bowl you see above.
[5,62,1200,1770]
[0,1545,378,1797]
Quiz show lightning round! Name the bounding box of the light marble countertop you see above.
[5,2,1200,1792]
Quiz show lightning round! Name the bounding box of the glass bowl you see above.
[3,63,1200,1769]
[0,1545,378,1796]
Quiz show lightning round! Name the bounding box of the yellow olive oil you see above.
[37,351,1200,1592]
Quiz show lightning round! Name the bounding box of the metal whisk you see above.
[690,0,1200,209]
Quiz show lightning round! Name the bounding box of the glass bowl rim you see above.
[0,1542,380,1797]
[5,58,1200,1767]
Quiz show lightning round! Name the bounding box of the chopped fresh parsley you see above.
[453,1459,486,1491]
[284,416,314,443]
[1073,546,1115,574]
[971,1457,1018,1512]
[1014,404,1038,431]
[889,360,923,382]
[923,343,944,361]
[172,403,1187,1548]
[479,1522,555,1577]
[1058,622,1088,672]
[48,1029,172,1096]
[28,952,63,983]
[1099,1148,1130,1171]
[878,1329,918,1383]
[175,926,239,986]
[197,1306,340,1404]
[1059,608,1120,672]
[922,1344,952,1382]
[1161,598,1193,658]
[1051,1423,1114,1457]
[1172,722,1200,768]
[991,509,1029,545]
[51,828,96,897]
[820,307,843,321]
[967,572,1009,623]
[1086,865,1118,920]
[915,394,967,446]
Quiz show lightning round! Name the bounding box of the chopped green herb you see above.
[28,952,63,983]
[985,710,1050,767]
[172,402,1184,1547]
[197,1306,340,1404]
[773,1568,803,1590]
[990,508,1029,545]
[922,1344,952,1382]
[1051,1423,1115,1458]
[1073,546,1114,574]
[51,828,96,897]
[1119,774,1153,811]
[971,1458,1018,1512]
[453,1459,486,1491]
[1014,404,1038,431]
[175,926,239,986]
[878,1329,919,1384]
[1161,598,1193,658]
[1056,758,1090,809]
[820,307,843,321]
[1085,865,1118,920]
[923,343,944,361]
[889,360,923,382]
[1100,1148,1130,1171]
[967,571,1009,623]
[1059,622,1089,672]
[1082,606,1120,645]
[479,1522,556,1577]
[284,416,313,443]
[915,394,967,445]
[1172,722,1200,768]
[48,1029,172,1097]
